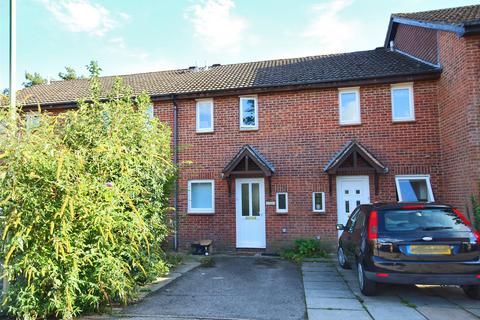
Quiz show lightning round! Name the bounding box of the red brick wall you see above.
[393,24,438,64]
[437,32,480,213]
[156,81,441,251]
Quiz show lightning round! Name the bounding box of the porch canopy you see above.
[222,145,275,195]
[323,140,388,194]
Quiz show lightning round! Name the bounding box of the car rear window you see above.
[379,208,471,232]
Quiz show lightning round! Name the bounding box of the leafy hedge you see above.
[0,76,175,319]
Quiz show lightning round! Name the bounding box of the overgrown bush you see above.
[0,75,175,319]
[281,238,328,263]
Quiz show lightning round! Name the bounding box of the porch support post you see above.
[268,176,272,196]
[227,177,232,197]
[328,174,333,194]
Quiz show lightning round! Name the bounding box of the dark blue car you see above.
[337,203,480,298]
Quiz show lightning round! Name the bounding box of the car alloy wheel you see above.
[357,262,365,289]
[338,247,346,265]
[357,260,377,296]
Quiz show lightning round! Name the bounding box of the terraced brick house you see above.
[19,5,480,251]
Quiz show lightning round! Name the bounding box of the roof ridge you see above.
[30,49,384,89]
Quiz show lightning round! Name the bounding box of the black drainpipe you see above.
[172,95,179,251]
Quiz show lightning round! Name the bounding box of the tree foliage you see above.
[0,72,175,319]
[23,72,46,87]
[58,67,81,81]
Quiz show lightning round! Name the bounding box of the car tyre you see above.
[337,246,350,269]
[357,261,377,296]
[462,285,480,300]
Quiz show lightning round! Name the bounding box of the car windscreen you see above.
[379,208,471,232]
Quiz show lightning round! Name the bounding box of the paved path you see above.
[120,256,306,320]
[302,260,480,320]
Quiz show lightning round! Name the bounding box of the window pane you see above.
[340,92,358,123]
[191,182,213,209]
[198,102,212,129]
[393,88,411,119]
[252,183,260,216]
[278,194,286,210]
[314,193,323,211]
[398,179,429,202]
[26,114,40,129]
[242,183,249,216]
[0,120,6,134]
[241,99,256,126]
[146,105,154,119]
[381,209,470,232]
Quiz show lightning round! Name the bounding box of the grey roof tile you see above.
[393,4,480,26]
[18,48,440,107]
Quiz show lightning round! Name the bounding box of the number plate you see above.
[409,245,451,255]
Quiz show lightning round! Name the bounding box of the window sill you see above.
[240,127,258,131]
[196,130,214,134]
[187,211,215,215]
[312,211,326,214]
[339,122,362,127]
[392,119,416,124]
[276,211,288,214]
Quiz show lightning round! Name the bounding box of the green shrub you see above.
[281,238,328,263]
[0,76,175,319]
[166,253,183,270]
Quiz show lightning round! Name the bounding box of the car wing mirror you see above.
[336,224,345,231]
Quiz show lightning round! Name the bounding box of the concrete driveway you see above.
[120,256,306,320]
[303,260,480,320]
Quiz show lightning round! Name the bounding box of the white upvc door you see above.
[336,176,370,236]
[236,178,266,248]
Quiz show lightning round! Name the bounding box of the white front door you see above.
[336,176,370,235]
[236,178,266,248]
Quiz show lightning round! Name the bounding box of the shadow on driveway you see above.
[120,256,306,320]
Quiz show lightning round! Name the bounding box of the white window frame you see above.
[276,192,288,213]
[391,83,415,122]
[312,192,326,213]
[239,96,258,130]
[196,99,214,133]
[338,87,361,125]
[188,180,215,214]
[395,175,434,202]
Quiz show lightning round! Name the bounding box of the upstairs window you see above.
[188,180,215,214]
[391,83,414,122]
[240,96,258,130]
[196,99,214,132]
[339,88,360,125]
[395,175,434,202]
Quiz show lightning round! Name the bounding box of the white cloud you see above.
[41,0,128,36]
[109,37,126,49]
[301,0,362,54]
[185,0,248,53]
[103,38,173,74]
